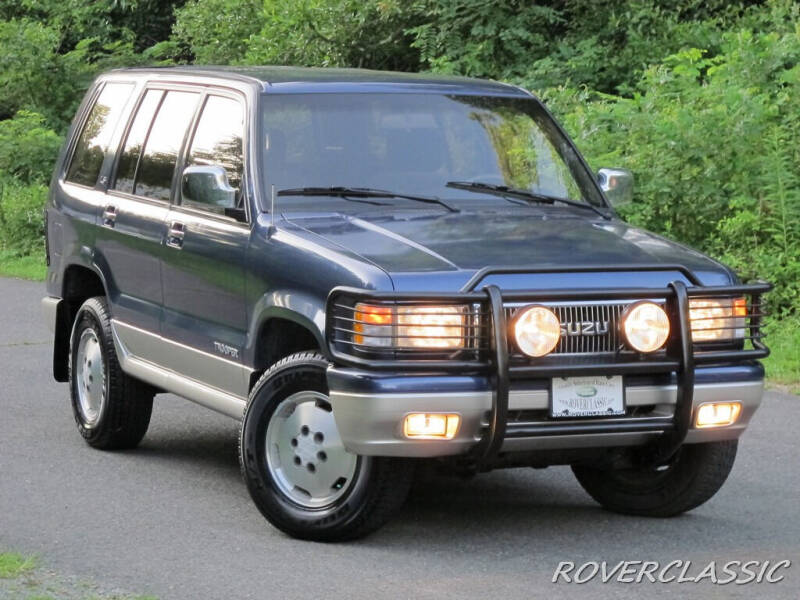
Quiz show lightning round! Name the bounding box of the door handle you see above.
[166,221,185,249]
[102,205,117,228]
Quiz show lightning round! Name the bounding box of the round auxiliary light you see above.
[514,305,561,358]
[621,301,670,353]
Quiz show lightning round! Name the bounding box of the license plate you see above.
[551,375,624,418]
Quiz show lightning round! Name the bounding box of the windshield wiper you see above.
[277,186,458,213]
[276,187,390,206]
[446,181,610,220]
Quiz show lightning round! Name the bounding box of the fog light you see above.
[403,413,460,439]
[695,402,742,428]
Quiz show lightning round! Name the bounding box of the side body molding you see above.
[111,320,249,419]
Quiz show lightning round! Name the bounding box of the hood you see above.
[284,210,735,289]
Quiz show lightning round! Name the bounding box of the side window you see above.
[66,83,134,187]
[114,89,163,194]
[134,90,199,201]
[183,95,244,213]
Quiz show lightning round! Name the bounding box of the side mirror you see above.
[597,167,634,207]
[182,165,240,215]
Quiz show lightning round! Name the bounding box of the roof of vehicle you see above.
[110,65,532,97]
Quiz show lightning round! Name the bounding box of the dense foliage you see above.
[1,0,798,316]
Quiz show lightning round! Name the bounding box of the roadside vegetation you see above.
[0,552,36,579]
[0,0,797,385]
[763,318,800,393]
[0,551,156,600]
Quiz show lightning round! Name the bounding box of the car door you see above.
[159,91,251,398]
[95,87,201,334]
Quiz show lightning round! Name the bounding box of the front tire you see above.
[69,297,154,449]
[239,352,414,541]
[572,440,738,517]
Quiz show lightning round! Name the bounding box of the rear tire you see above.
[68,297,154,449]
[572,440,738,517]
[239,352,414,541]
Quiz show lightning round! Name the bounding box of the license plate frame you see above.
[550,375,625,418]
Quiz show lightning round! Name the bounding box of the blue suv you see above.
[42,67,770,541]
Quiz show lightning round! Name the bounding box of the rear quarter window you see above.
[66,82,135,187]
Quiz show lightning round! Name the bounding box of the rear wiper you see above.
[277,186,458,213]
[446,181,610,220]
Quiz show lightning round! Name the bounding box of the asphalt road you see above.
[1,276,799,600]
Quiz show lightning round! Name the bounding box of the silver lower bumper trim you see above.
[329,380,764,457]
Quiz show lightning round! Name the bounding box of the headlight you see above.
[513,305,561,357]
[353,303,466,349]
[690,298,746,342]
[621,301,670,353]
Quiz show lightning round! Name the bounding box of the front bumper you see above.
[328,364,765,457]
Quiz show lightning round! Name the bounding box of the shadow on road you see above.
[135,427,240,473]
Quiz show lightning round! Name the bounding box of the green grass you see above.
[0,250,46,281]
[0,551,157,599]
[763,317,800,394]
[0,552,36,578]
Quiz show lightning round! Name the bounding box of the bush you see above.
[0,18,100,131]
[0,177,47,255]
[242,0,421,71]
[0,111,62,183]
[173,0,262,64]
[409,0,756,94]
[0,19,62,121]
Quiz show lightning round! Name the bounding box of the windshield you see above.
[259,93,604,210]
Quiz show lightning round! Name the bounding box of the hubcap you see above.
[265,391,359,508]
[75,328,106,427]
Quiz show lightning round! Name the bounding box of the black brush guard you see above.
[326,265,771,463]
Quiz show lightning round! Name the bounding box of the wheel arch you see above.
[52,262,108,381]
[248,303,328,392]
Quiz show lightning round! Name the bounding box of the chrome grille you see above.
[507,302,629,355]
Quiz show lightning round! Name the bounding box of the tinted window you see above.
[135,91,199,201]
[66,83,134,186]
[114,89,163,194]
[183,95,244,212]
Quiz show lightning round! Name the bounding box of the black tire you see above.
[239,351,415,542]
[572,440,738,517]
[68,297,154,449]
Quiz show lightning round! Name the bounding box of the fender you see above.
[245,289,328,366]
